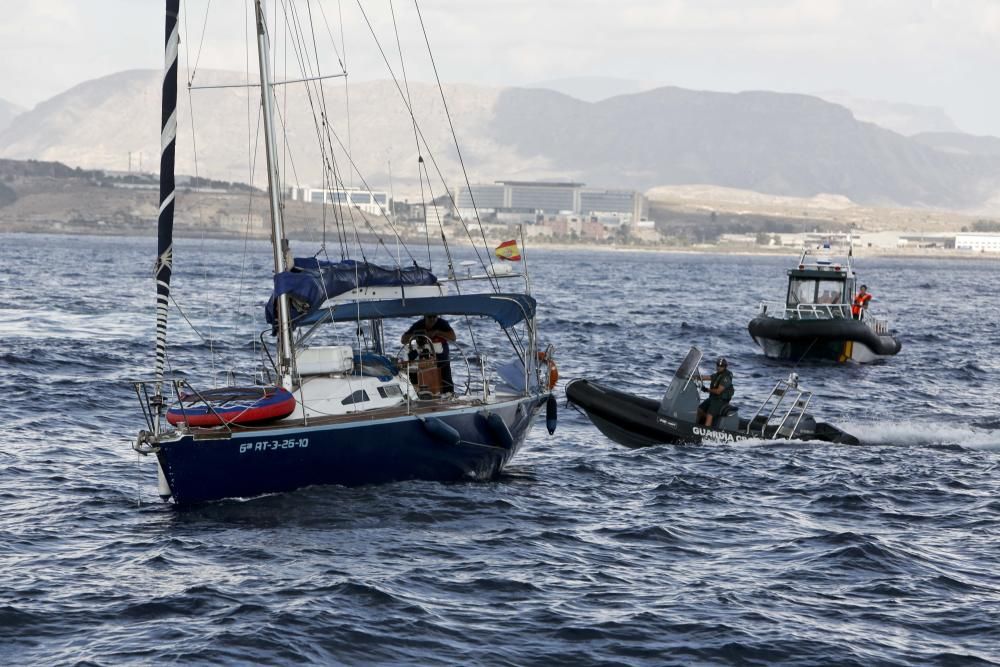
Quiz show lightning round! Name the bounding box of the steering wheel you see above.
[393,334,472,397]
[397,334,436,362]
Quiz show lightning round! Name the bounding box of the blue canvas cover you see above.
[266,258,438,325]
[298,294,537,329]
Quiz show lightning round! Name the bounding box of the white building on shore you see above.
[454,181,648,224]
[955,233,1000,252]
[287,186,390,215]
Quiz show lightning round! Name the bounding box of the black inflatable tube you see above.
[565,379,668,441]
[748,316,901,356]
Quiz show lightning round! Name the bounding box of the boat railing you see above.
[757,301,851,320]
[456,349,491,402]
[760,300,894,336]
[859,310,892,336]
[746,374,813,440]
[442,266,529,294]
[132,378,237,440]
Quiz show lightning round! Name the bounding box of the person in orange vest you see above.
[851,284,872,319]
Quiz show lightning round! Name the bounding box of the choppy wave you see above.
[847,421,1000,450]
[1,234,999,665]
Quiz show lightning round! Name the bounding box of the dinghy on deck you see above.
[165,386,295,427]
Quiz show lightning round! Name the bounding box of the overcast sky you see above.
[3,0,999,136]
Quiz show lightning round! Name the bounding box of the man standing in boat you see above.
[852,284,872,319]
[402,314,457,394]
[698,358,734,428]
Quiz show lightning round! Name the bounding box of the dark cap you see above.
[860,284,867,290]
[716,357,728,367]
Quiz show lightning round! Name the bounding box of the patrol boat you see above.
[748,239,901,363]
[565,347,858,448]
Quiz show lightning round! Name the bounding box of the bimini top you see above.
[266,258,438,325]
[295,293,537,329]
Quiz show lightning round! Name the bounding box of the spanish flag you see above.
[495,239,521,261]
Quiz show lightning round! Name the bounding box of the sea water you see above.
[1,233,998,665]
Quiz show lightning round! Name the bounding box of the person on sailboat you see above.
[697,358,734,427]
[402,314,456,395]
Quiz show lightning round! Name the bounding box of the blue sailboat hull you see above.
[155,395,546,504]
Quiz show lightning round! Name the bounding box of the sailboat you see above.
[132,0,557,504]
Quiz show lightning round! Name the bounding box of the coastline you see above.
[3,227,998,262]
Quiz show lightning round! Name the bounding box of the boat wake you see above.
[843,420,1000,450]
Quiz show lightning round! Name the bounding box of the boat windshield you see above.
[788,278,847,306]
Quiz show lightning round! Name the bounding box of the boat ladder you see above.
[746,374,814,439]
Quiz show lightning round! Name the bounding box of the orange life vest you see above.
[851,291,872,316]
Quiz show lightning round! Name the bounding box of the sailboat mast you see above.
[254,0,295,388]
[153,0,180,420]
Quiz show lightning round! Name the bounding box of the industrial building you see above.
[287,186,390,216]
[454,180,647,224]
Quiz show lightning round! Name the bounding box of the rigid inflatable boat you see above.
[566,347,858,448]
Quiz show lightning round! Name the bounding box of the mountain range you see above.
[0,98,25,134]
[2,70,1000,212]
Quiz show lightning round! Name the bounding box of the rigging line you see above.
[312,0,355,188]
[279,0,410,267]
[388,0,431,269]
[272,0,348,258]
[282,0,291,217]
[327,143,350,259]
[419,160,453,278]
[353,0,496,288]
[185,0,214,83]
[276,0,355,260]
[181,22,221,385]
[318,116,420,266]
[237,0,265,364]
[181,0,193,77]
[269,105,306,207]
[302,0,329,254]
[187,72,347,89]
[419,163,431,269]
[303,0,346,257]
[239,113,265,364]
[313,0,356,193]
[168,292,213,347]
[413,0,499,288]
[339,0,354,189]
[419,168,467,365]
[312,0,348,72]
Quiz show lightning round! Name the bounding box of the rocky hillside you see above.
[0,98,24,133]
[3,71,1000,211]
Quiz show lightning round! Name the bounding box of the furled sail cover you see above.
[266,258,438,326]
